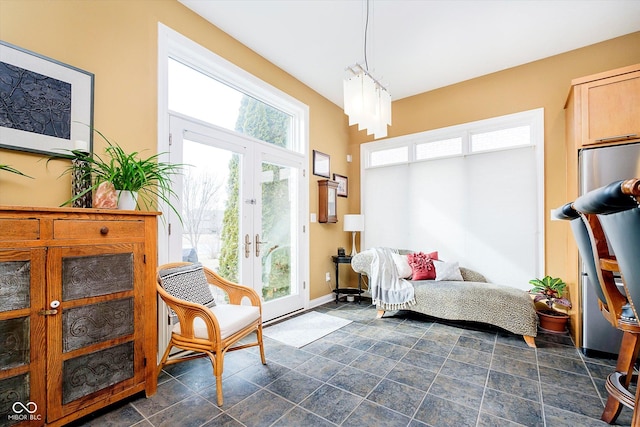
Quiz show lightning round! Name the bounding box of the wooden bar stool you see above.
[573,179,640,425]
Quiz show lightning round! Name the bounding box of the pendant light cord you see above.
[364,0,370,71]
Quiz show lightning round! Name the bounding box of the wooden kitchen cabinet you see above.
[568,63,640,147]
[0,207,159,426]
[564,63,640,347]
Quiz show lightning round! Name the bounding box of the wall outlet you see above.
[325,272,331,282]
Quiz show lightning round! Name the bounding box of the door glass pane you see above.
[260,161,297,302]
[168,58,293,149]
[182,139,240,288]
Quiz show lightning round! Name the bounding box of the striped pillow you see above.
[158,263,216,309]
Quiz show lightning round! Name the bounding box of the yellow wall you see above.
[0,0,352,300]
[347,31,640,331]
[2,0,640,307]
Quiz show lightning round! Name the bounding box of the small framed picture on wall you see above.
[313,150,330,178]
[333,173,348,197]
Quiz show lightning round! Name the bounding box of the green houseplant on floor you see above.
[529,275,572,333]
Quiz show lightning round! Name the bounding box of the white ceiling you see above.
[179,0,640,107]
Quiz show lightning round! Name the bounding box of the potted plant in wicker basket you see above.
[529,275,572,333]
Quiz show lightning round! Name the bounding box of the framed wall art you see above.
[312,150,330,178]
[0,40,94,156]
[333,173,348,197]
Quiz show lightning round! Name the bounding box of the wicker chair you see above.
[156,262,266,406]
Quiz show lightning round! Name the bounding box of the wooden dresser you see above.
[565,63,640,346]
[0,206,159,426]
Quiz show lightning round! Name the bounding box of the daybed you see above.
[351,248,538,347]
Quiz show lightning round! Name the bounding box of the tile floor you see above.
[71,299,634,427]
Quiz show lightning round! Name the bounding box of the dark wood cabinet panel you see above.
[0,261,30,312]
[62,341,134,405]
[0,317,30,369]
[61,253,134,300]
[0,248,46,427]
[62,298,134,352]
[0,373,30,419]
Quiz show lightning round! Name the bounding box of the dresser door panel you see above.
[0,261,31,312]
[0,317,30,369]
[46,244,144,421]
[62,297,134,352]
[61,252,134,301]
[61,341,135,405]
[0,249,46,427]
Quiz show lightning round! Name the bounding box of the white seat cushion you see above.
[173,304,260,340]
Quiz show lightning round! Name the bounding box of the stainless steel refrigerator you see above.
[579,142,640,357]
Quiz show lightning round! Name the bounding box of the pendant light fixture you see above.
[343,0,391,139]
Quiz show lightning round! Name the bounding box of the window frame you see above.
[363,108,543,168]
[158,24,308,156]
[156,23,310,269]
[361,108,545,279]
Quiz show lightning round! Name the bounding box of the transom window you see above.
[416,137,463,160]
[471,125,530,153]
[370,146,409,166]
[168,58,293,149]
[365,109,539,168]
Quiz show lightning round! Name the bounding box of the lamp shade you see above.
[343,214,364,232]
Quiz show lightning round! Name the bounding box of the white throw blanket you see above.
[369,247,416,310]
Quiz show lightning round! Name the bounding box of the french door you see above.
[167,115,305,321]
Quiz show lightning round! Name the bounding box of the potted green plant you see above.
[0,164,31,177]
[58,129,183,215]
[529,275,572,333]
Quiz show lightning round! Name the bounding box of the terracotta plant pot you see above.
[537,309,569,333]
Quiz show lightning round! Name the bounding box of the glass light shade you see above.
[343,66,391,139]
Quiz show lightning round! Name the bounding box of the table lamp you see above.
[343,214,364,257]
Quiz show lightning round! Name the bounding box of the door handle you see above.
[244,234,251,258]
[39,299,61,315]
[255,234,265,257]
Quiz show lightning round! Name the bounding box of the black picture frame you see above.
[0,40,94,156]
[313,150,330,178]
[333,173,348,197]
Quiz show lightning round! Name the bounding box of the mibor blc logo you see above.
[8,401,42,422]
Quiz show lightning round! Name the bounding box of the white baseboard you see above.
[309,293,335,308]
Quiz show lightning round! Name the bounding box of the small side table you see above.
[331,255,362,303]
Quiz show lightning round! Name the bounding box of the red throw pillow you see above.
[407,251,438,280]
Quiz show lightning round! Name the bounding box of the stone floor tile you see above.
[70,301,626,427]
[414,394,479,426]
[299,384,363,425]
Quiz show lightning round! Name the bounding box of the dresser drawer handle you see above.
[100,226,109,235]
